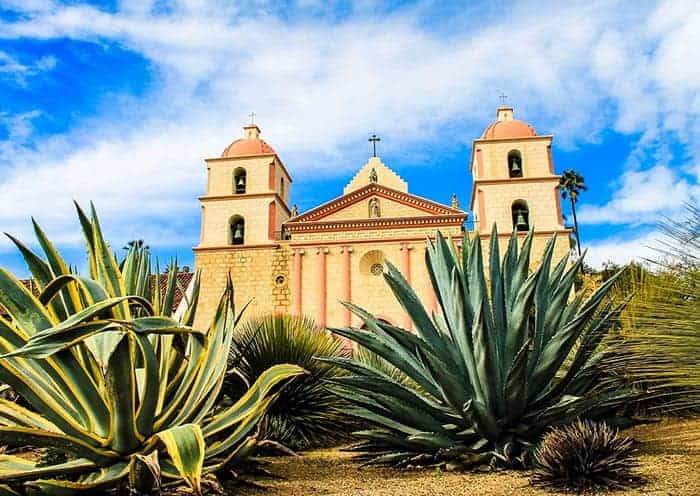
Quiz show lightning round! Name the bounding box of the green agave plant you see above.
[0,204,304,495]
[323,226,632,468]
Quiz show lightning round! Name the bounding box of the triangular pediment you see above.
[287,183,464,225]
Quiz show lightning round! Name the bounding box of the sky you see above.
[0,0,698,276]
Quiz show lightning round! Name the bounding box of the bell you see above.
[237,176,246,187]
[516,211,528,230]
[510,159,521,174]
[233,224,244,241]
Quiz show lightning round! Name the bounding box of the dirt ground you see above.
[237,418,700,496]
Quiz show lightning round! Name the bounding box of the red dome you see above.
[221,138,275,158]
[482,119,537,139]
[481,106,537,140]
[221,124,276,158]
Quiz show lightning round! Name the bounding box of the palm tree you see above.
[559,169,587,256]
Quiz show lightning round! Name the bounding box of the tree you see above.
[559,169,587,256]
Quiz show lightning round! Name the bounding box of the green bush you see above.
[0,204,304,494]
[531,419,641,492]
[323,227,633,468]
[226,314,354,450]
[603,205,699,414]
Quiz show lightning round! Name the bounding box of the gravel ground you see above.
[236,418,700,496]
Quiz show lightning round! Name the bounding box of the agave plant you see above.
[225,314,354,450]
[0,204,304,495]
[323,226,631,468]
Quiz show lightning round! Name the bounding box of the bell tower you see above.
[469,106,569,256]
[197,123,292,248]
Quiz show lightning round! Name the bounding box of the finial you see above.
[369,167,378,183]
[368,133,381,157]
[249,111,256,124]
[451,194,459,209]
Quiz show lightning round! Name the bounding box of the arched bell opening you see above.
[234,168,247,194]
[229,215,245,245]
[508,150,523,178]
[511,200,530,232]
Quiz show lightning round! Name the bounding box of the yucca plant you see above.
[0,203,304,495]
[226,314,353,450]
[322,226,632,468]
[531,419,641,491]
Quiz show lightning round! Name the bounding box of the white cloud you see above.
[585,231,660,269]
[578,165,698,226]
[0,0,698,255]
[0,51,56,86]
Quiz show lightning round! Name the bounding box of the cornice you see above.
[199,192,291,215]
[292,183,463,223]
[285,214,467,234]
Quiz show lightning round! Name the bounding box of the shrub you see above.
[322,227,634,468]
[602,205,700,415]
[531,419,641,492]
[226,314,353,450]
[0,204,304,494]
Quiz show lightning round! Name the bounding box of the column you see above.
[318,247,329,328]
[425,245,438,314]
[341,246,353,327]
[400,243,413,330]
[292,249,304,316]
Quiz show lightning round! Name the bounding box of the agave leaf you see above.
[31,219,80,317]
[38,274,108,310]
[0,399,59,431]
[74,201,98,279]
[23,462,129,495]
[156,424,204,494]
[1,322,119,359]
[106,333,140,454]
[382,261,450,359]
[0,268,56,336]
[0,427,117,464]
[0,455,96,483]
[203,363,305,438]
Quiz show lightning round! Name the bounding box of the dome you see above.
[221,124,276,158]
[481,106,537,140]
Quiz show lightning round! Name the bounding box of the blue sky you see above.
[0,0,698,276]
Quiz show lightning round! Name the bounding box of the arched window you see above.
[229,215,245,245]
[508,150,523,178]
[511,200,530,232]
[234,168,247,194]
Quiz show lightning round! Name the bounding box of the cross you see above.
[368,134,381,157]
[249,111,256,124]
[499,93,508,105]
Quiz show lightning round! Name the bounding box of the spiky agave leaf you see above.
[0,204,305,494]
[325,225,632,467]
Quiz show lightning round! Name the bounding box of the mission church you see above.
[192,106,571,330]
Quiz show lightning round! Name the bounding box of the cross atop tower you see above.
[368,133,381,157]
[499,93,508,105]
[249,111,256,124]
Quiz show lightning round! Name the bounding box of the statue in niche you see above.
[369,198,381,218]
[369,167,378,183]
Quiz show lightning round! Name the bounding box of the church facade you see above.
[193,106,571,329]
